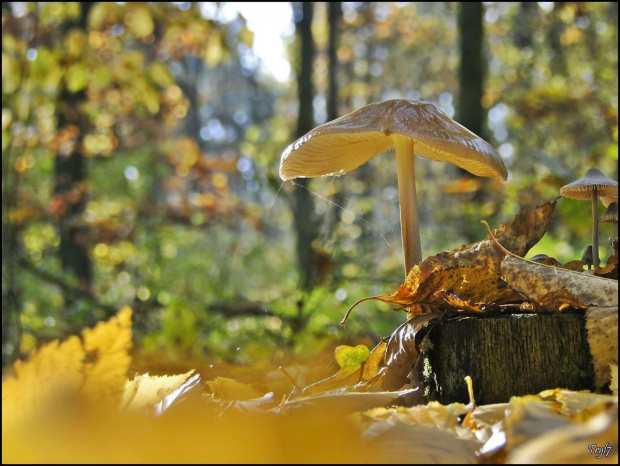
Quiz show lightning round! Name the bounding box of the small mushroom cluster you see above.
[560,168,618,267]
[280,99,507,278]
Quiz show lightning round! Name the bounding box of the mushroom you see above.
[279,99,507,276]
[560,168,618,267]
[581,245,593,271]
[600,202,618,257]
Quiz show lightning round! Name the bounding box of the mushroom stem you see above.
[592,190,600,267]
[393,135,422,276]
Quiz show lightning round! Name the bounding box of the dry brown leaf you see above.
[358,403,481,464]
[346,201,556,318]
[506,409,618,464]
[501,257,618,311]
[586,306,619,389]
[433,290,496,312]
[563,259,585,272]
[382,314,441,391]
[595,255,619,279]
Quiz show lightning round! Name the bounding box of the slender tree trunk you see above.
[457,2,485,139]
[455,2,490,244]
[327,2,342,122]
[292,2,319,302]
[2,143,22,367]
[53,3,94,296]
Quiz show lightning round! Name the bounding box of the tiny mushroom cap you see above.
[581,245,594,270]
[280,99,507,276]
[560,168,618,268]
[600,201,618,223]
[559,168,618,201]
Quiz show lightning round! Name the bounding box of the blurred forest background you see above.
[2,2,618,371]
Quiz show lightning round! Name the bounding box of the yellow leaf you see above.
[334,345,370,378]
[81,307,133,401]
[2,336,84,430]
[124,5,154,39]
[205,377,264,401]
[362,340,387,381]
[122,370,196,413]
[65,63,89,93]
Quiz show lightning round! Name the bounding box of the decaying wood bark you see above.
[425,313,594,405]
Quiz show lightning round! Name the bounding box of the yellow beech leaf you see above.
[301,345,371,397]
[334,345,370,378]
[205,377,264,401]
[81,307,133,401]
[3,308,133,430]
[122,370,197,413]
[2,336,84,430]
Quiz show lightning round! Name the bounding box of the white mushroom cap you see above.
[279,99,507,181]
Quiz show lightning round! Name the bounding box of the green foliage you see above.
[2,3,617,367]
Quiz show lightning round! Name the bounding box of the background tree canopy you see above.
[2,2,618,370]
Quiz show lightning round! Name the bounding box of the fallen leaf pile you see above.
[2,309,618,463]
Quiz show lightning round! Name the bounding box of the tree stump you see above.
[425,313,594,405]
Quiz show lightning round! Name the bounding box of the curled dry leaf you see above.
[361,339,387,382]
[595,255,619,279]
[586,306,619,389]
[563,259,586,272]
[382,314,441,391]
[345,200,556,319]
[480,220,619,312]
[506,409,618,464]
[500,255,618,312]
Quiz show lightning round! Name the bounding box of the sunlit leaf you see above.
[205,377,264,401]
[81,307,133,401]
[124,5,154,39]
[66,63,89,93]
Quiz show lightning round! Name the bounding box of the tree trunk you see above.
[327,2,342,122]
[425,313,594,405]
[2,143,21,367]
[53,2,94,296]
[457,2,485,139]
[291,2,319,298]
